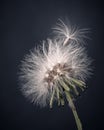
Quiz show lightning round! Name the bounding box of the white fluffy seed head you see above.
[19,20,92,107]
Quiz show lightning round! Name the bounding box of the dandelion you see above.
[19,19,92,130]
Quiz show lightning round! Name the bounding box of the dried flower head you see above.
[19,19,92,130]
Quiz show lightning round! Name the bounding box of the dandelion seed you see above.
[53,18,89,46]
[19,19,92,130]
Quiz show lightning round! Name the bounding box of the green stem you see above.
[71,77,85,87]
[65,91,82,130]
[59,79,70,91]
[63,76,79,95]
[56,87,65,106]
[70,78,85,91]
[50,89,55,108]
[56,87,60,106]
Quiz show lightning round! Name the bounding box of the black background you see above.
[1,0,104,130]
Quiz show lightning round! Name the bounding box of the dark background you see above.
[1,0,104,130]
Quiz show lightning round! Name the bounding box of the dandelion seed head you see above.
[19,19,92,107]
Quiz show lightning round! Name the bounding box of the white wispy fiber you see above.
[53,19,89,45]
[19,19,92,108]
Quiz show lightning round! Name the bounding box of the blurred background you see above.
[1,0,104,130]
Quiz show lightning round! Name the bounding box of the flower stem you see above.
[50,89,55,108]
[65,91,82,130]
[70,78,86,91]
[63,76,79,95]
[59,79,70,91]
